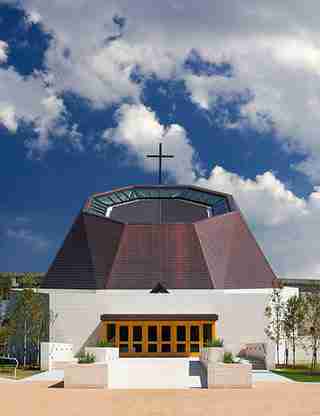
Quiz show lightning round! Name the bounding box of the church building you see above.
[41,179,277,363]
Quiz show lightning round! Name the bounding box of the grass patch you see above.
[0,367,43,380]
[272,368,320,382]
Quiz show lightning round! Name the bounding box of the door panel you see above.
[132,325,143,353]
[147,325,158,353]
[105,320,214,356]
[119,325,129,353]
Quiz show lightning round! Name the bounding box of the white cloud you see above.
[0,67,82,153]
[0,105,17,132]
[4,0,320,178]
[0,40,8,63]
[102,103,200,183]
[2,0,320,276]
[197,166,320,278]
[25,10,41,25]
[2,1,320,173]
[7,227,50,251]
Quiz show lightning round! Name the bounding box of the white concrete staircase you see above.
[107,358,205,389]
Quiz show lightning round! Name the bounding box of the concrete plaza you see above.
[0,380,319,416]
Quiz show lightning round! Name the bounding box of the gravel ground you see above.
[0,381,319,416]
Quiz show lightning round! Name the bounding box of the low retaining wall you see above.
[108,358,190,389]
[64,363,108,389]
[63,358,190,389]
[207,362,252,389]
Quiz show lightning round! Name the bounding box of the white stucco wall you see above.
[39,288,275,356]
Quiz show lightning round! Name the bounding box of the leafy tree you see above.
[265,287,285,365]
[0,273,12,300]
[302,289,320,371]
[9,274,45,367]
[283,295,304,367]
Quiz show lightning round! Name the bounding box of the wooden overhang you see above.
[100,314,219,321]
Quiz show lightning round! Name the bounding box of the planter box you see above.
[41,342,74,371]
[51,359,77,370]
[201,347,224,365]
[85,347,119,362]
[207,362,252,389]
[64,363,108,389]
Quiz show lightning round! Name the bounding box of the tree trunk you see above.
[23,319,27,368]
[292,327,296,367]
[37,335,40,367]
[313,340,318,370]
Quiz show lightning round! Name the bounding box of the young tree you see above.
[30,303,57,366]
[9,274,45,367]
[283,295,304,367]
[265,287,285,366]
[302,289,320,371]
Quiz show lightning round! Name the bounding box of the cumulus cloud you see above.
[0,67,82,153]
[2,0,320,276]
[0,105,17,132]
[7,0,320,179]
[197,166,320,278]
[25,10,41,25]
[7,227,50,251]
[102,103,200,183]
[0,40,8,63]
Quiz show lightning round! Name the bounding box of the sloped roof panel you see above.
[195,212,276,289]
[106,223,213,289]
[42,213,96,289]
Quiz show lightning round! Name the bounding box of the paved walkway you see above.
[252,370,294,383]
[22,369,64,382]
[1,381,320,416]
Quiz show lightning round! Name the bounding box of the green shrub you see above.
[77,352,95,364]
[96,339,114,347]
[207,337,224,347]
[223,351,234,363]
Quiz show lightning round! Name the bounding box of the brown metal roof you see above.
[43,213,124,289]
[195,212,277,289]
[42,188,276,290]
[106,222,213,289]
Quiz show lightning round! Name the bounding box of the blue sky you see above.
[1,1,320,277]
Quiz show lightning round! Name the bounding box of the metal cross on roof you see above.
[146,143,174,185]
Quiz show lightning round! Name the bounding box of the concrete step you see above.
[108,358,191,389]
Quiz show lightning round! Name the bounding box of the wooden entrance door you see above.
[102,320,215,357]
